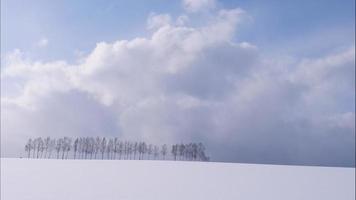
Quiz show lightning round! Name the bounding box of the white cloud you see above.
[183,0,216,12]
[176,15,189,26]
[1,5,355,166]
[147,13,172,30]
[37,38,49,48]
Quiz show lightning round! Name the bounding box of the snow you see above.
[1,158,354,200]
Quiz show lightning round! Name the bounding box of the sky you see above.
[1,0,355,167]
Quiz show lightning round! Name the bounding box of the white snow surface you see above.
[1,158,355,200]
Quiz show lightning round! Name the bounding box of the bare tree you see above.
[73,138,79,159]
[171,144,178,160]
[153,145,159,160]
[138,142,147,160]
[61,137,71,159]
[88,137,95,159]
[94,137,101,159]
[147,144,153,160]
[100,138,107,159]
[128,142,133,160]
[161,144,168,160]
[25,139,33,158]
[124,141,128,159]
[43,137,50,158]
[48,139,56,159]
[133,142,138,160]
[65,137,72,159]
[23,137,210,162]
[35,137,44,158]
[113,138,118,159]
[55,138,63,159]
[118,141,123,159]
[107,138,114,159]
[178,144,185,160]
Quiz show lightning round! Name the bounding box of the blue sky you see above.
[2,0,354,60]
[1,0,355,167]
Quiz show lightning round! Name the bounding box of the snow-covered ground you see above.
[1,158,354,200]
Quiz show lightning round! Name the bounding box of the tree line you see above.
[24,137,209,161]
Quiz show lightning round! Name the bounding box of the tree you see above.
[138,142,147,160]
[83,137,88,159]
[24,137,210,162]
[113,138,118,159]
[36,137,44,158]
[88,137,94,159]
[100,138,107,159]
[153,145,159,160]
[197,143,208,161]
[61,137,71,159]
[161,144,168,160]
[178,144,185,160]
[94,137,101,159]
[43,137,51,158]
[127,142,133,160]
[171,144,178,160]
[107,139,114,159]
[133,142,138,160]
[73,138,79,159]
[48,139,56,159]
[118,141,123,159]
[192,143,198,161]
[64,137,72,159]
[55,138,63,159]
[124,141,128,159]
[25,139,33,158]
[147,144,153,160]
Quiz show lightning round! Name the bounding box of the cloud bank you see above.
[1,3,355,167]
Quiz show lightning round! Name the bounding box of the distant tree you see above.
[147,144,153,160]
[61,138,66,159]
[138,142,147,160]
[83,138,88,159]
[88,137,95,159]
[23,137,210,162]
[36,137,44,158]
[77,138,82,159]
[118,141,123,159]
[161,144,168,160]
[153,145,159,160]
[31,139,37,158]
[94,137,101,159]
[25,139,33,158]
[65,137,72,159]
[80,137,85,159]
[47,139,56,158]
[192,143,198,161]
[100,138,107,159]
[113,138,118,159]
[43,137,51,158]
[128,142,133,160]
[133,142,138,160]
[55,138,63,159]
[171,144,178,160]
[142,142,147,159]
[124,141,128,159]
[73,138,79,159]
[107,139,114,159]
[61,137,70,159]
[178,144,185,160]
